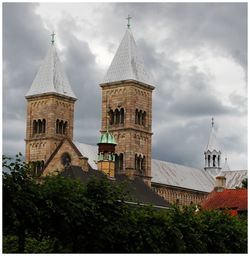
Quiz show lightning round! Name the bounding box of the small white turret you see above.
[204,118,221,175]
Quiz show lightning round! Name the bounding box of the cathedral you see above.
[25,23,247,206]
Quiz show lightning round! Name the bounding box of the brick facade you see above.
[152,183,208,206]
[100,80,154,185]
[25,93,76,164]
[43,139,89,175]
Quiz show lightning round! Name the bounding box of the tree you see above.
[2,154,248,253]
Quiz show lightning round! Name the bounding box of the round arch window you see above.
[61,152,71,167]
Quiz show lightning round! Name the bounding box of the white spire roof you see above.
[222,157,231,172]
[26,43,76,99]
[102,28,152,85]
[206,118,220,152]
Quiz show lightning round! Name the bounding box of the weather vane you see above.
[126,15,132,29]
[51,32,56,45]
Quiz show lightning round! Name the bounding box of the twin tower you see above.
[25,25,222,183]
[25,26,154,183]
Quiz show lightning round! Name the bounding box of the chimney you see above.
[214,175,226,192]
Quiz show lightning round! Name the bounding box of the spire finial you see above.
[51,32,56,45]
[211,117,214,127]
[126,15,132,29]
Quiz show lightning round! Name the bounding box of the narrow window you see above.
[120,108,124,124]
[38,119,42,133]
[208,155,211,167]
[143,111,146,126]
[213,155,216,167]
[33,120,37,134]
[59,120,63,134]
[42,119,46,133]
[109,110,114,125]
[63,121,67,135]
[115,109,119,124]
[135,109,138,124]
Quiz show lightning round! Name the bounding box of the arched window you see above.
[120,108,124,124]
[115,109,119,124]
[115,153,124,173]
[218,155,220,167]
[213,155,216,167]
[63,121,67,135]
[208,155,211,167]
[33,120,37,134]
[61,152,71,167]
[38,119,42,133]
[135,109,138,124]
[138,111,141,125]
[142,111,146,126]
[109,110,114,125]
[59,120,63,134]
[115,154,119,172]
[42,119,46,133]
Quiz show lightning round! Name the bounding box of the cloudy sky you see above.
[3,3,247,170]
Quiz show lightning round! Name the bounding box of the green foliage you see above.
[2,154,248,253]
[242,178,248,189]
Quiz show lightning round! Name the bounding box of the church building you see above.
[25,22,247,206]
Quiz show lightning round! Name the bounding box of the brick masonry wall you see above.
[25,93,76,163]
[152,183,208,206]
[43,139,88,176]
[100,81,154,182]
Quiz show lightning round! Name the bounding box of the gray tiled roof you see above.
[26,43,76,99]
[74,141,247,192]
[102,29,152,85]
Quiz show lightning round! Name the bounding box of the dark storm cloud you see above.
[113,2,247,70]
[152,120,210,168]
[3,3,49,154]
[3,3,247,169]
[55,15,103,144]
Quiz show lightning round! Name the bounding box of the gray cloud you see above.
[3,3,247,170]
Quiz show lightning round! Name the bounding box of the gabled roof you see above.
[223,170,248,189]
[73,142,98,169]
[151,159,214,192]
[201,188,247,211]
[26,43,76,99]
[101,29,152,85]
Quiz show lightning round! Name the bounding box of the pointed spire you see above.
[102,24,152,85]
[206,117,220,152]
[26,34,76,99]
[222,157,231,172]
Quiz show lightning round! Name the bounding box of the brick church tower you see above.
[100,21,155,185]
[25,34,77,172]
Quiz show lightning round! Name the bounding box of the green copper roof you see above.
[99,132,117,145]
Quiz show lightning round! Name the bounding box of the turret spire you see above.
[101,21,152,85]
[204,118,222,173]
[26,34,76,99]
